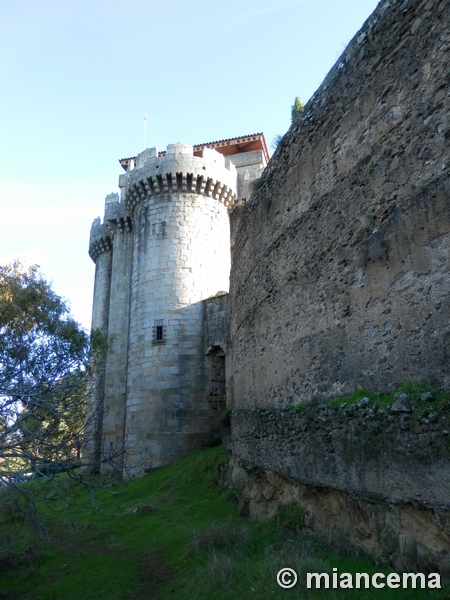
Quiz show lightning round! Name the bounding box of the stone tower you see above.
[86,135,268,477]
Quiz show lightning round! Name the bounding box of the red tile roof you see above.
[193,133,269,163]
[119,133,268,171]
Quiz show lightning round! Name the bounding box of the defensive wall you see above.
[227,0,450,572]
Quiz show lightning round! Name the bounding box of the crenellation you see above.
[125,143,237,211]
[105,192,119,205]
[88,219,112,261]
[135,146,158,169]
[104,199,132,234]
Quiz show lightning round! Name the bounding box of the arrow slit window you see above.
[152,319,165,344]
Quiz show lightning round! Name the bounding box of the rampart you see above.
[227,0,450,572]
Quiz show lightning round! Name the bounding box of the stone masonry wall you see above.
[102,222,132,472]
[232,403,450,508]
[202,292,228,354]
[226,0,450,573]
[228,0,450,409]
[228,400,450,572]
[124,194,230,475]
[203,293,228,425]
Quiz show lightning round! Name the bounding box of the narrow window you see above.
[152,319,165,344]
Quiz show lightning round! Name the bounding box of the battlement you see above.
[89,217,112,261]
[89,193,132,263]
[104,195,131,234]
[124,143,237,216]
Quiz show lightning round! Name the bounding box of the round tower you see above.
[124,143,237,476]
[85,217,113,469]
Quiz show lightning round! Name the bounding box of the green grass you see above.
[327,380,450,412]
[0,446,448,599]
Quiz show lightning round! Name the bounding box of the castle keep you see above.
[87,135,268,476]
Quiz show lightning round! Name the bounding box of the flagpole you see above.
[144,114,147,149]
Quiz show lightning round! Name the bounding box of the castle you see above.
[86,0,450,573]
[86,134,268,476]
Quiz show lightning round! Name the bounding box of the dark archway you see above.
[206,345,226,412]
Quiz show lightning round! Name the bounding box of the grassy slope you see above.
[0,446,448,600]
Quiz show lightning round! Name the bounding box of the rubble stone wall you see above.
[227,0,450,572]
[228,0,450,410]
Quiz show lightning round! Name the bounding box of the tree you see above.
[291,96,304,123]
[271,134,284,151]
[271,97,305,154]
[0,262,117,561]
[0,262,89,476]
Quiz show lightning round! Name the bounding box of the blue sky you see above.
[0,0,380,330]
